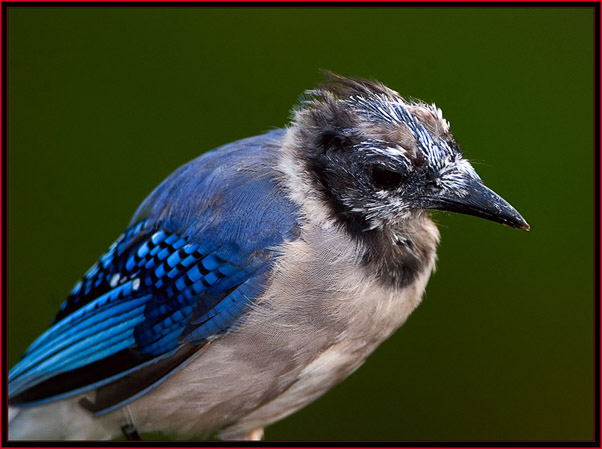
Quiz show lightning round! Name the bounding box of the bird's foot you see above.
[121,423,142,440]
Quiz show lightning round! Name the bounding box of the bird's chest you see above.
[259,224,435,347]
[239,224,436,388]
[216,225,435,437]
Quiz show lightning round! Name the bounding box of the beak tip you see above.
[506,213,530,231]
[512,214,530,231]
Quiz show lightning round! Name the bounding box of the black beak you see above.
[424,178,530,230]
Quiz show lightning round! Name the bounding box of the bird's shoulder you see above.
[133,129,298,239]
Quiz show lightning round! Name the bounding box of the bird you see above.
[8,72,529,441]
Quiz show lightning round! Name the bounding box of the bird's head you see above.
[285,72,529,237]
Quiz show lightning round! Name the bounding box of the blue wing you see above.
[8,130,300,413]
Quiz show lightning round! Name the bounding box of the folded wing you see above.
[8,130,299,414]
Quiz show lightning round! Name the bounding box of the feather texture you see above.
[9,130,300,411]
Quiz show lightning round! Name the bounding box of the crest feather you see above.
[317,70,401,101]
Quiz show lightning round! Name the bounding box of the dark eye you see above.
[371,166,403,190]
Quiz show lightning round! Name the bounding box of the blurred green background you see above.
[7,8,594,442]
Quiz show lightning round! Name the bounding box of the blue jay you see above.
[8,73,529,440]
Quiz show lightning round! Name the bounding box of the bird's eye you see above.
[371,166,403,190]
